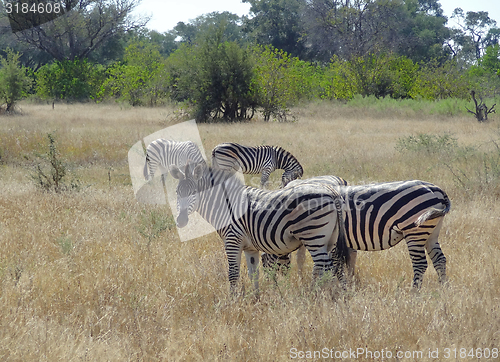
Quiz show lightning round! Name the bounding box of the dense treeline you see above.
[0,0,499,121]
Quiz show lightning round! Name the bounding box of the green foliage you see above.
[252,45,312,121]
[0,49,32,113]
[164,44,198,103]
[320,56,359,100]
[479,44,500,74]
[243,0,307,58]
[467,45,500,98]
[100,41,168,106]
[318,54,418,101]
[351,54,419,99]
[166,26,256,122]
[409,60,471,100]
[36,59,106,101]
[196,35,255,121]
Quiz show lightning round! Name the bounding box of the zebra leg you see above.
[306,244,334,280]
[245,250,260,294]
[347,248,357,279]
[226,243,243,295]
[406,239,428,289]
[260,167,273,189]
[424,219,447,284]
[296,245,306,274]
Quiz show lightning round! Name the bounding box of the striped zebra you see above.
[169,162,349,294]
[263,177,451,289]
[211,142,303,189]
[261,175,348,275]
[143,139,205,181]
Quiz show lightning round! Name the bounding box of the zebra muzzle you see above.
[176,210,189,228]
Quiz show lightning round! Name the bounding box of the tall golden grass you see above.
[0,102,499,361]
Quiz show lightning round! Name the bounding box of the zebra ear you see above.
[169,165,185,180]
[192,163,205,180]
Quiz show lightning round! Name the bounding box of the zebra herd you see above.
[143,138,451,293]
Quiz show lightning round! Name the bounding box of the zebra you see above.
[263,177,451,289]
[143,139,205,181]
[211,142,303,189]
[261,175,348,275]
[169,162,349,294]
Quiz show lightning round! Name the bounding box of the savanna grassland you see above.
[1,101,500,361]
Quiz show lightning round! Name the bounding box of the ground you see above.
[0,101,499,361]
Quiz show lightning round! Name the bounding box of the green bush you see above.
[36,59,105,102]
[166,29,256,122]
[0,49,32,112]
[409,60,471,100]
[252,45,314,121]
[100,42,168,106]
[319,56,359,100]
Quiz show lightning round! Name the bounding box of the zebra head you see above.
[170,162,205,228]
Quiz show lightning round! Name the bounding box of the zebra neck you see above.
[195,169,248,230]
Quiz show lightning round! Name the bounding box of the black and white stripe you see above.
[169,164,349,293]
[211,142,303,188]
[264,177,451,288]
[143,139,205,181]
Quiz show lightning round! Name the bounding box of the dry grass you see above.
[1,101,499,361]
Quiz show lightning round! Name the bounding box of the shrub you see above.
[409,59,471,100]
[396,133,459,154]
[320,55,359,100]
[100,42,168,106]
[252,45,313,121]
[36,59,105,102]
[166,28,256,122]
[0,49,32,113]
[30,133,80,192]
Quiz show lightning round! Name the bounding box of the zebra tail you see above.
[415,192,451,226]
[143,158,150,181]
[334,208,350,268]
[326,187,349,269]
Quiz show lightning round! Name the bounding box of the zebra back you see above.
[211,142,303,188]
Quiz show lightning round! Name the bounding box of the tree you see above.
[451,9,498,61]
[242,0,308,59]
[303,0,449,62]
[166,25,256,122]
[409,59,470,100]
[480,44,500,74]
[466,90,496,122]
[0,49,32,112]
[13,0,148,61]
[36,59,106,102]
[399,0,451,63]
[252,45,314,121]
[101,41,167,106]
[148,30,178,57]
[172,11,246,45]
